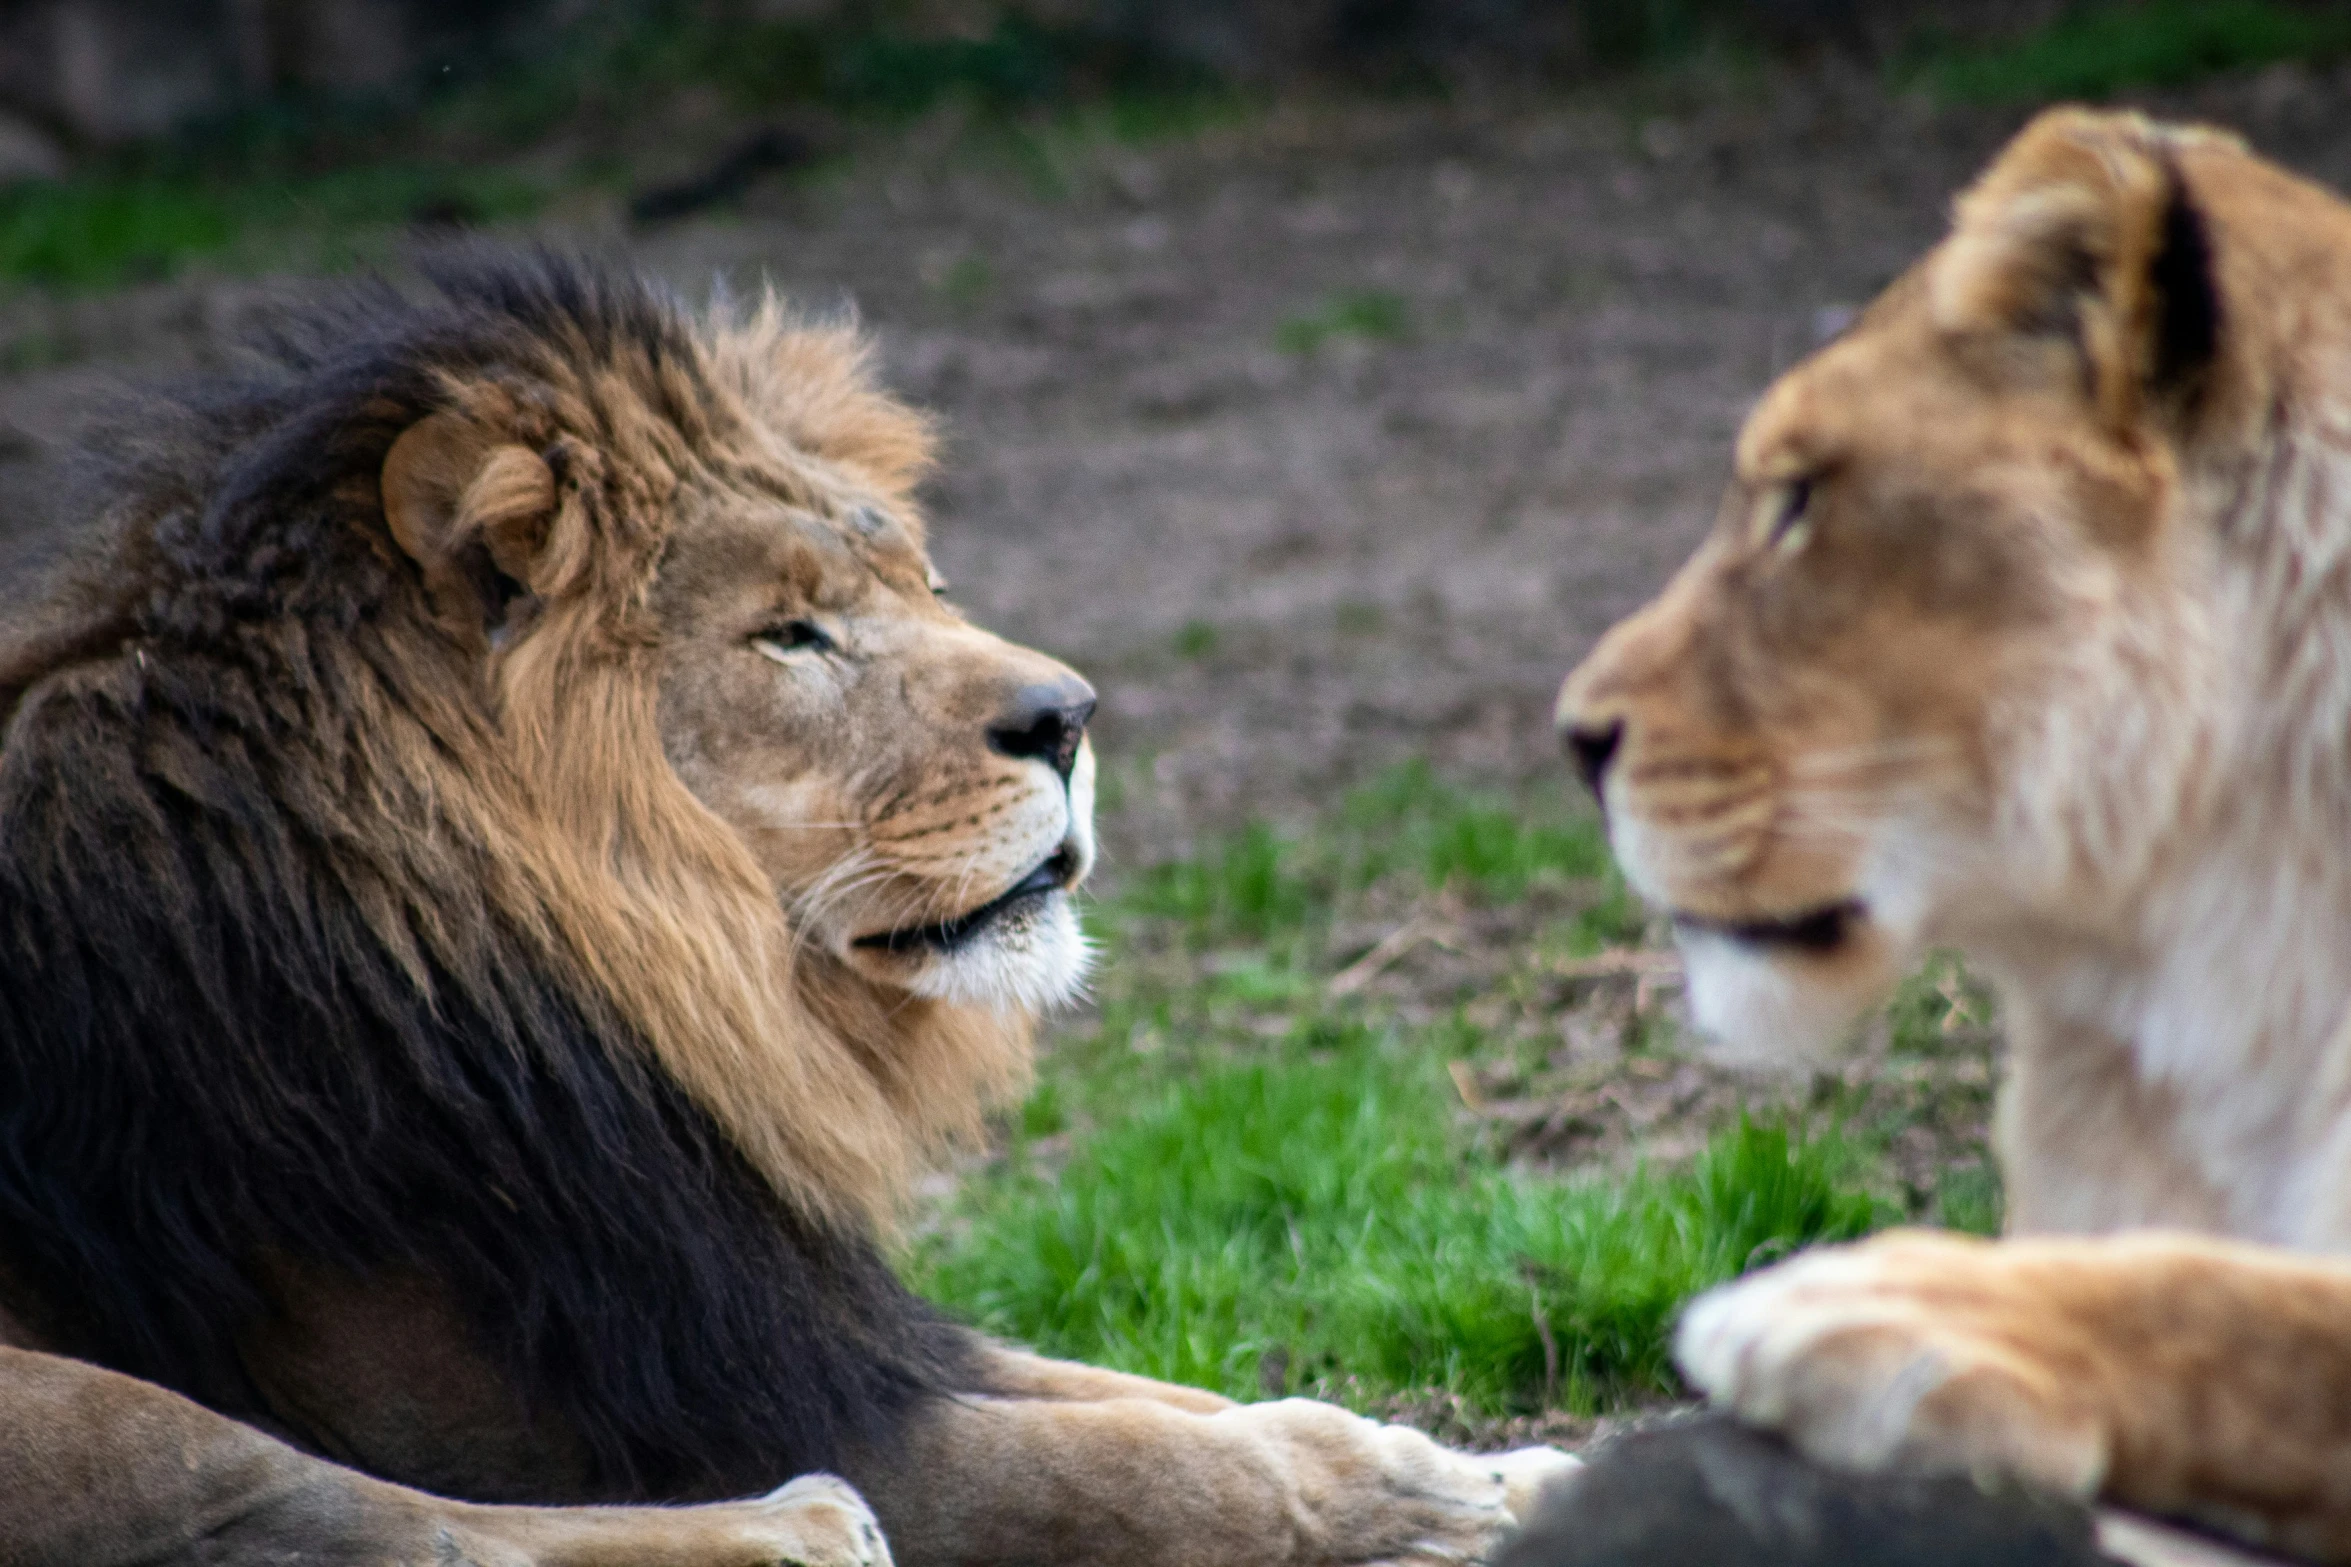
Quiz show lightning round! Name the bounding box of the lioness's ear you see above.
[382,412,558,637]
[1930,108,2226,427]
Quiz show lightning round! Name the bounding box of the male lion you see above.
[1556,109,2351,1560]
[0,253,1565,1566]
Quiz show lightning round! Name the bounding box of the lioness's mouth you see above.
[854,847,1080,955]
[1673,899,1863,954]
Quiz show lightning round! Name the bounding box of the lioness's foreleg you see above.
[845,1376,1573,1567]
[0,1347,886,1567]
[1676,1231,2351,1562]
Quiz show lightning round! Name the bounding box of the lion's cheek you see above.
[1679,919,1905,1070]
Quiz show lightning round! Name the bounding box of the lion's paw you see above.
[1675,1232,2109,1498]
[1490,1444,1584,1530]
[1221,1399,1580,1565]
[735,1473,893,1567]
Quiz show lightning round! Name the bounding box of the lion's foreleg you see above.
[0,1347,887,1567]
[970,1342,1235,1411]
[845,1389,1572,1567]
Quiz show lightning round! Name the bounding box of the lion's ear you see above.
[382,412,558,637]
[1930,108,2224,428]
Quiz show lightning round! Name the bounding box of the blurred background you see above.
[4,0,2350,1439]
[5,0,2350,829]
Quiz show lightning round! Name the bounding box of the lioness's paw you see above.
[734,1473,893,1567]
[1675,1232,2108,1497]
[1221,1400,1578,1564]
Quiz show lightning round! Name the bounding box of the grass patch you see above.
[0,163,544,290]
[1341,760,1619,904]
[1916,0,2351,104]
[1127,761,1641,953]
[1276,289,1413,355]
[929,253,996,310]
[1172,618,1221,661]
[912,763,1991,1423]
[0,182,234,292]
[919,1028,1884,1411]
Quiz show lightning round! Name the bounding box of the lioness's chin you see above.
[900,892,1092,1011]
[1677,911,1903,1069]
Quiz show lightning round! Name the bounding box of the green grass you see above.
[1127,761,1642,952]
[910,763,1968,1422]
[0,161,544,291]
[1172,619,1221,661]
[1276,290,1413,355]
[1341,760,1619,902]
[920,1031,1884,1411]
[1917,0,2351,104]
[930,253,996,310]
[0,182,234,291]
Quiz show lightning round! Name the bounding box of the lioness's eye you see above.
[751,621,834,662]
[1754,478,1814,556]
[928,569,950,596]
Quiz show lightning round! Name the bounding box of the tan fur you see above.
[1558,110,2351,1556]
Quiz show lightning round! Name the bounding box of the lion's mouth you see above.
[853,847,1080,955]
[1673,899,1863,954]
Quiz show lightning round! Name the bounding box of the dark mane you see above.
[0,251,973,1501]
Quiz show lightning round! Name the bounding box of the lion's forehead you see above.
[661,481,933,617]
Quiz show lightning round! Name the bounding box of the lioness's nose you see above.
[1565,719,1622,800]
[988,678,1097,780]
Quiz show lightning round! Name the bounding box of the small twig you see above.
[1328,916,1434,997]
[1446,1059,1491,1114]
[1548,947,1683,980]
[1530,1283,1560,1405]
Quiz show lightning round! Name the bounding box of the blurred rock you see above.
[1498,1415,2114,1567]
[1501,1416,2295,1567]
[0,113,66,184]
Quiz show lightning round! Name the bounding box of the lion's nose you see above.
[988,678,1097,780]
[1564,719,1623,801]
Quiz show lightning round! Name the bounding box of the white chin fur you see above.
[904,892,1093,1011]
[1680,928,1877,1070]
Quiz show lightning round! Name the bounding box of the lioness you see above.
[1557,109,2351,1560]
[0,253,1564,1566]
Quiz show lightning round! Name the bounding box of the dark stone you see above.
[628,127,817,227]
[1500,1415,2121,1567]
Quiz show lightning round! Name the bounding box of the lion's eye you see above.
[751,621,834,663]
[1755,479,1814,556]
[928,570,950,597]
